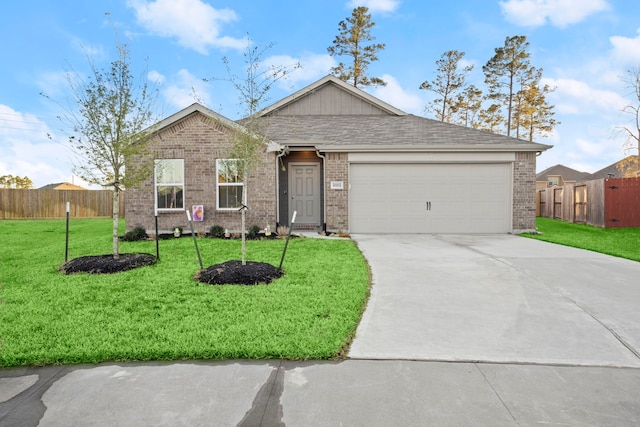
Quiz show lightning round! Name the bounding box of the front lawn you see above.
[0,219,370,367]
[524,217,640,262]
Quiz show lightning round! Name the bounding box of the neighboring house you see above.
[39,182,87,190]
[535,165,590,191]
[583,155,640,180]
[125,75,551,235]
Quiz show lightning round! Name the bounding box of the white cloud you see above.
[499,0,609,28]
[0,105,88,188]
[543,77,627,114]
[147,70,166,85]
[610,28,640,64]
[127,0,246,54]
[159,69,212,110]
[371,74,423,114]
[262,53,337,89]
[575,137,608,157]
[346,0,401,13]
[36,71,70,99]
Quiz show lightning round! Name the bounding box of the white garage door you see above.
[350,163,512,233]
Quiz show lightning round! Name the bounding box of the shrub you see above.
[121,226,148,242]
[209,225,225,238]
[276,225,289,237]
[248,225,261,239]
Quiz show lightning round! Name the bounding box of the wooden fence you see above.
[0,189,125,219]
[537,177,640,228]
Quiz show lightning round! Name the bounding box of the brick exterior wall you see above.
[125,112,277,236]
[324,152,349,231]
[512,151,537,232]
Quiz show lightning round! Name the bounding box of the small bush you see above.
[276,225,289,237]
[121,226,148,242]
[209,225,225,238]
[248,224,261,239]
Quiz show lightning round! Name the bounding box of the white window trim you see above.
[216,159,245,210]
[155,159,185,212]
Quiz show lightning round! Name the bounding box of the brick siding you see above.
[512,151,537,232]
[125,112,276,236]
[324,152,349,231]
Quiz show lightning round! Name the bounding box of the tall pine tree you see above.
[327,6,386,88]
[483,35,535,137]
[420,50,474,122]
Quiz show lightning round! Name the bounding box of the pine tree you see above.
[420,50,474,122]
[483,35,536,137]
[327,6,386,88]
[451,85,484,128]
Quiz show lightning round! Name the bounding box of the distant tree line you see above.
[0,175,33,189]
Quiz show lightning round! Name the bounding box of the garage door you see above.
[349,163,512,233]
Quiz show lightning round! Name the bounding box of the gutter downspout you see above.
[275,145,288,226]
[315,149,327,233]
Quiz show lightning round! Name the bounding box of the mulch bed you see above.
[59,253,157,274]
[195,260,283,285]
[58,254,282,285]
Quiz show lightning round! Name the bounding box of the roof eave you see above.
[281,142,553,153]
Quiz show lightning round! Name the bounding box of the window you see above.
[155,159,184,210]
[217,159,244,209]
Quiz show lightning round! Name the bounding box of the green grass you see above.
[523,217,640,262]
[0,219,370,367]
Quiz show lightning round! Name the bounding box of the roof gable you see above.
[257,75,406,117]
[147,103,248,136]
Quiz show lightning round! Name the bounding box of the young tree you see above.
[327,6,386,88]
[483,35,536,137]
[420,50,474,122]
[616,67,640,177]
[0,175,33,189]
[209,39,299,264]
[44,43,158,258]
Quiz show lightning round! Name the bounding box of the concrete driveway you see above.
[349,234,640,367]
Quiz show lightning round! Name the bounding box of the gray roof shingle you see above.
[251,115,551,151]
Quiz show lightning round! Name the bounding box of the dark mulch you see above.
[59,253,157,274]
[195,260,283,285]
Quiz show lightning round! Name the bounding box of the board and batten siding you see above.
[268,84,391,116]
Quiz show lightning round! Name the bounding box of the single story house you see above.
[582,155,639,180]
[39,182,87,190]
[535,164,590,191]
[125,75,551,235]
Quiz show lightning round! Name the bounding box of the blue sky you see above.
[1,0,639,188]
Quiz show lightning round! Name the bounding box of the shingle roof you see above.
[38,182,86,190]
[536,164,590,181]
[254,114,551,152]
[584,156,640,179]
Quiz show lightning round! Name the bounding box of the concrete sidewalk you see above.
[2,235,640,426]
[2,360,640,426]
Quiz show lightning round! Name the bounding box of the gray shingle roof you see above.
[252,114,551,151]
[536,164,590,181]
[584,156,639,179]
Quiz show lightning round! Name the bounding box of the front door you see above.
[288,163,320,227]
